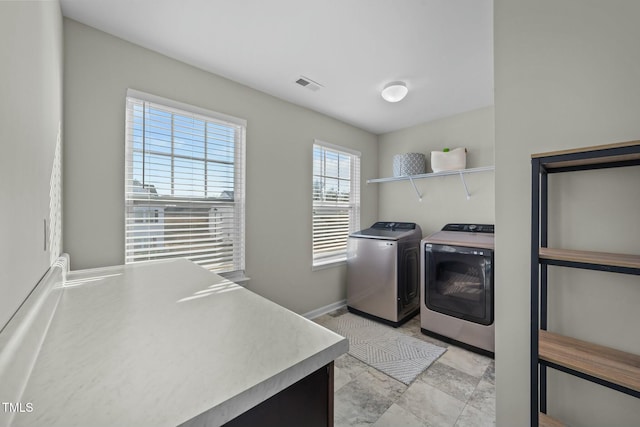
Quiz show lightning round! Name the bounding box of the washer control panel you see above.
[371,222,416,231]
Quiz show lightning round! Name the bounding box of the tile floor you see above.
[314,308,495,427]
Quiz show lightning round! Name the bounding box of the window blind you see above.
[125,90,246,275]
[312,140,360,266]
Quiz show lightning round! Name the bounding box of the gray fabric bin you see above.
[393,153,426,177]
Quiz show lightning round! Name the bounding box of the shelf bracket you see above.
[459,171,471,200]
[408,176,423,202]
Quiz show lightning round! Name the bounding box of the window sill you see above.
[312,258,346,271]
[219,271,251,286]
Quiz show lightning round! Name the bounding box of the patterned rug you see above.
[324,313,446,385]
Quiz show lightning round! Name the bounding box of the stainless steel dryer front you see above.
[421,223,495,356]
[346,222,422,326]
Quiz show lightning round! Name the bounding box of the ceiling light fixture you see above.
[381,81,408,103]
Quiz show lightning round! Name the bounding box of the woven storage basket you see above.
[392,153,426,177]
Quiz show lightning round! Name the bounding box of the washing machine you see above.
[421,223,495,356]
[346,222,422,327]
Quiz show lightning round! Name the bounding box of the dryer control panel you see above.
[442,223,494,234]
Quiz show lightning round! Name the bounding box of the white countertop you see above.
[9,259,347,427]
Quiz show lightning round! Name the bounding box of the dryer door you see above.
[424,244,493,325]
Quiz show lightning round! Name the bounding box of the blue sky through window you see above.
[132,104,236,198]
[313,145,352,203]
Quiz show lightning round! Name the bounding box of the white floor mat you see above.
[325,313,446,385]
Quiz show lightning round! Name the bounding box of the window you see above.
[312,140,360,266]
[125,89,246,276]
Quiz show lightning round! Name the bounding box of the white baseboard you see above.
[303,299,347,320]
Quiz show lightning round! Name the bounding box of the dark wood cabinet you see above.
[224,363,334,427]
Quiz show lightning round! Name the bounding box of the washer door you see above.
[399,245,419,305]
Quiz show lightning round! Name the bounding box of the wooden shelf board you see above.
[539,413,566,427]
[532,140,640,159]
[544,153,640,170]
[539,247,640,270]
[539,330,640,393]
[532,140,640,169]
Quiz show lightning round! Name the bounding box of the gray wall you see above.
[495,1,640,425]
[0,1,63,330]
[63,19,378,314]
[377,107,494,236]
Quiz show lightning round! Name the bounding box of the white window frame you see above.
[312,139,361,268]
[124,89,246,277]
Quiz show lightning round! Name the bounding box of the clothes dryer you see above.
[421,223,495,355]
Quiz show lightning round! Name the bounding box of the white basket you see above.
[430,148,467,173]
[393,153,426,177]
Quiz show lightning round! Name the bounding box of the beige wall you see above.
[0,1,63,330]
[377,107,495,237]
[63,19,378,314]
[495,1,640,425]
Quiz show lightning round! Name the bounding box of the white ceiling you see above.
[60,0,494,135]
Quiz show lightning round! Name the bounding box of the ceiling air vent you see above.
[295,76,323,92]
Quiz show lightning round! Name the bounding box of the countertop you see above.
[9,259,347,427]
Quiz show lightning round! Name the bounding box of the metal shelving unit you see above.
[531,140,640,426]
[367,165,494,201]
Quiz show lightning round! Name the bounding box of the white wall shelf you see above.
[367,165,494,201]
